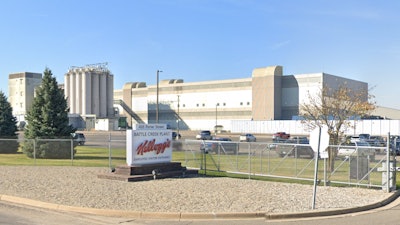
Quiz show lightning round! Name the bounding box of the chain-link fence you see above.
[0,134,126,168]
[1,134,397,192]
[180,139,397,192]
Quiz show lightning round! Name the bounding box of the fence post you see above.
[386,132,390,192]
[248,146,251,179]
[108,132,112,171]
[71,139,74,166]
[34,139,36,166]
[260,143,263,175]
[324,158,327,186]
[394,137,397,190]
[217,143,220,171]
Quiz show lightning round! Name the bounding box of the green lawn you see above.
[1,146,398,189]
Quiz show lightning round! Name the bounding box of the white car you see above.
[337,141,375,160]
[195,130,212,140]
[239,133,256,142]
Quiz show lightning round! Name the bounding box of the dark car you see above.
[71,133,86,145]
[387,141,400,156]
[200,137,239,154]
[196,130,213,140]
[172,131,181,140]
[275,139,314,158]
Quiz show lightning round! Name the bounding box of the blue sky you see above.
[1,0,400,109]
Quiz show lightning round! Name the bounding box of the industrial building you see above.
[8,72,42,123]
[114,65,369,131]
[9,64,398,132]
[63,63,115,130]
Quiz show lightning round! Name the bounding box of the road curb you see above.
[1,191,399,220]
[0,195,265,220]
[266,189,400,220]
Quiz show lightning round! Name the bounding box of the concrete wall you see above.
[231,119,400,136]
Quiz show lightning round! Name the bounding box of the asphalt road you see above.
[82,130,274,148]
[0,201,122,225]
[2,197,400,225]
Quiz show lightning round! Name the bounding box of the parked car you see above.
[290,136,309,143]
[387,143,400,156]
[358,133,370,141]
[367,135,385,146]
[268,138,287,150]
[71,133,86,145]
[390,135,400,142]
[239,133,256,142]
[172,131,181,140]
[272,132,290,140]
[275,139,314,158]
[350,134,369,142]
[196,130,212,140]
[337,141,375,160]
[200,137,239,154]
[350,135,360,142]
[172,132,183,151]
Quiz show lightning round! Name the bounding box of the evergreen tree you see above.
[23,68,76,158]
[0,91,19,153]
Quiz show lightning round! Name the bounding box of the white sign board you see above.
[126,124,172,166]
[310,126,330,158]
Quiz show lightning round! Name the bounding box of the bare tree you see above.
[299,84,375,172]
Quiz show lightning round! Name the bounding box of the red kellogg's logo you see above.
[136,139,171,155]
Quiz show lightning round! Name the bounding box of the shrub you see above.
[22,139,77,159]
[0,136,19,154]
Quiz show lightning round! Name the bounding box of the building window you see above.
[216,103,220,106]
[196,104,199,107]
[202,103,205,107]
[240,102,243,106]
[247,102,250,105]
[20,91,23,96]
[183,104,185,107]
[223,103,226,106]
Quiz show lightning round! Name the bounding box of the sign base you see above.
[98,162,198,182]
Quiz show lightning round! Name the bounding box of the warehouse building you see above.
[114,65,369,131]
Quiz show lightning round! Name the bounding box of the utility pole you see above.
[156,70,162,123]
[215,103,218,135]
[177,95,180,137]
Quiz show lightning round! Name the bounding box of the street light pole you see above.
[215,103,218,135]
[177,95,180,137]
[156,70,162,123]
